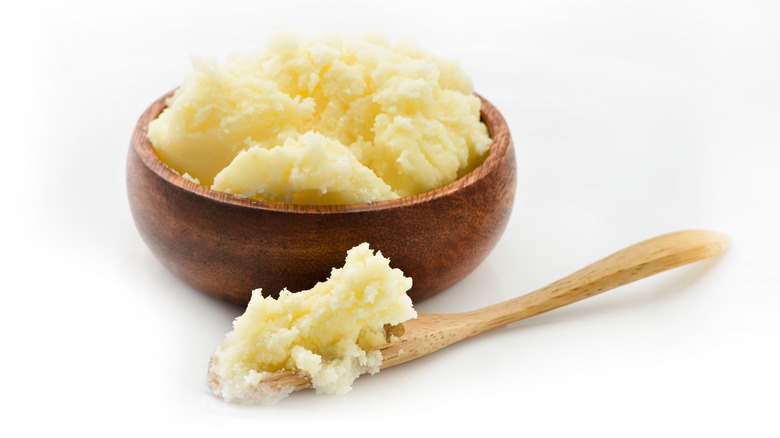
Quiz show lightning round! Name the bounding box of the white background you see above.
[2,0,778,436]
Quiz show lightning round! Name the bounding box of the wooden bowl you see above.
[126,91,516,305]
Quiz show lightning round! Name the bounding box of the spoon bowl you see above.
[127,91,516,305]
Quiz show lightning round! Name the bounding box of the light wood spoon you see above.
[220,229,729,394]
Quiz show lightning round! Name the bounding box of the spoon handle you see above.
[465,229,729,332]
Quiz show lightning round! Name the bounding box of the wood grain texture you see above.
[221,229,729,397]
[126,91,516,305]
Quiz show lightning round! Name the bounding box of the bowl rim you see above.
[131,90,511,214]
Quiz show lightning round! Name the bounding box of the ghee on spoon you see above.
[210,229,729,397]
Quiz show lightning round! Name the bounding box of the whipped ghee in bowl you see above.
[147,32,492,205]
[127,31,515,305]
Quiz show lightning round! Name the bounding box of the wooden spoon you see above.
[215,229,729,394]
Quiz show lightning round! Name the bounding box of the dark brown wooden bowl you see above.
[127,91,516,305]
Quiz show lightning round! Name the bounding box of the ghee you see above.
[148,32,491,204]
[207,243,416,403]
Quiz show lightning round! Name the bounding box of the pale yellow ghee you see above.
[148,32,491,204]
[208,243,416,403]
